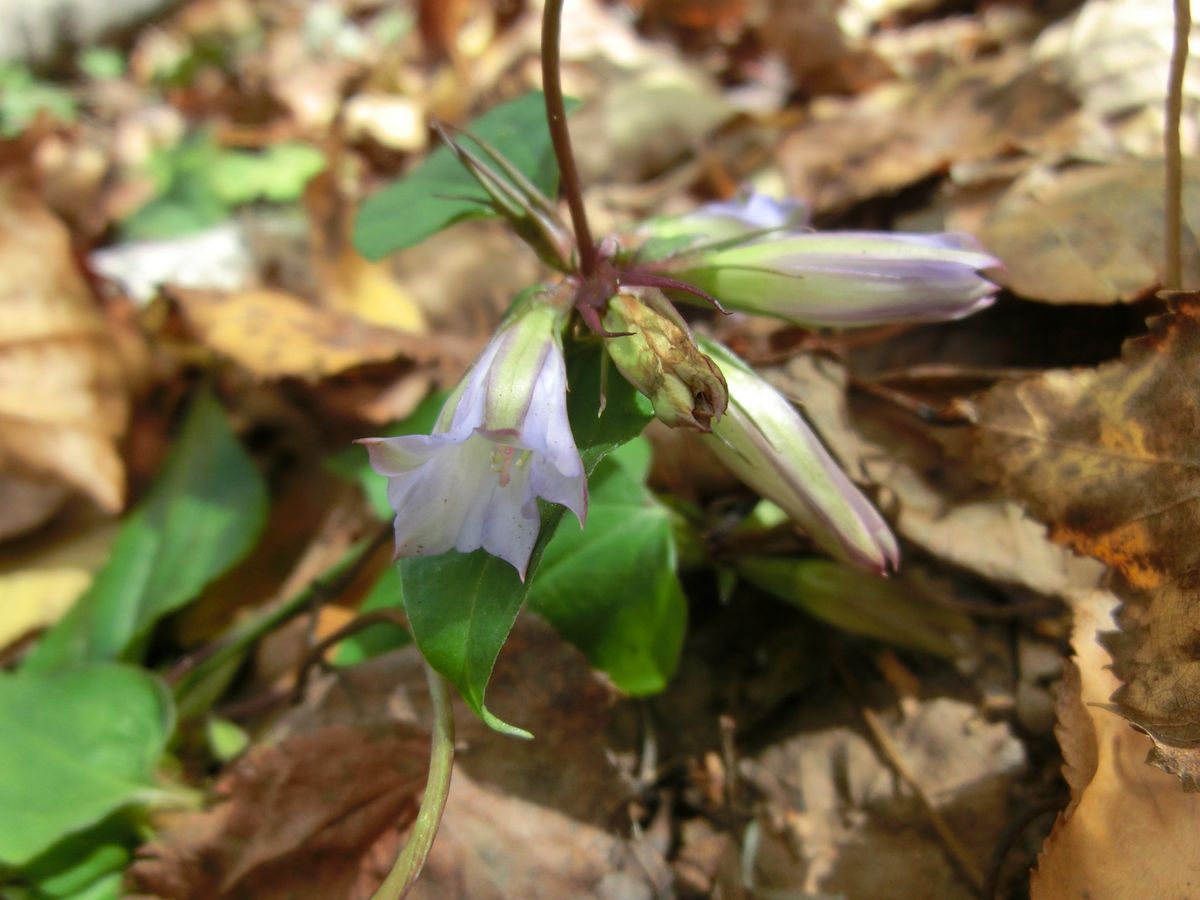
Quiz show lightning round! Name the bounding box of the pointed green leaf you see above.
[529,439,686,695]
[25,390,268,673]
[737,558,973,658]
[353,92,580,260]
[0,665,173,867]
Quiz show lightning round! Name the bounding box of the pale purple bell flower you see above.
[359,295,584,579]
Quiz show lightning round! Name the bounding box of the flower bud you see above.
[667,231,1001,327]
[602,288,728,432]
[699,337,899,574]
[636,193,808,254]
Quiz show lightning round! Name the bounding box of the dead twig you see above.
[835,658,986,896]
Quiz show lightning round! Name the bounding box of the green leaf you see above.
[737,558,973,658]
[120,134,324,239]
[397,342,651,735]
[7,815,139,900]
[210,142,326,205]
[0,666,173,867]
[26,390,268,673]
[353,92,579,260]
[528,439,686,695]
[171,537,382,721]
[0,65,77,137]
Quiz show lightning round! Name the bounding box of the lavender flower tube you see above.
[359,289,584,579]
[700,338,899,574]
[652,196,1000,327]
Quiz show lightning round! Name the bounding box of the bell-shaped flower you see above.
[699,337,899,574]
[359,290,584,579]
[665,229,1001,327]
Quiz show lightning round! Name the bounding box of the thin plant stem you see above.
[372,659,456,900]
[1166,0,1191,290]
[542,0,597,276]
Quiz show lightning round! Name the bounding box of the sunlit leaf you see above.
[25,390,268,673]
[968,295,1200,786]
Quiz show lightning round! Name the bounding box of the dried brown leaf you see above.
[1031,590,1200,899]
[0,172,129,515]
[766,352,1103,597]
[969,296,1200,785]
[779,50,1079,215]
[127,723,429,900]
[980,160,1200,303]
[274,616,668,900]
[170,287,431,381]
[744,696,1024,899]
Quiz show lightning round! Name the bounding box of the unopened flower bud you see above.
[636,193,808,255]
[666,230,1001,327]
[699,337,899,574]
[602,289,728,432]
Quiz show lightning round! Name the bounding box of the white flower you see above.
[360,295,584,578]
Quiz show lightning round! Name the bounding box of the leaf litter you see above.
[0,0,1197,896]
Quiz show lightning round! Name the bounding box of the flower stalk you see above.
[542,0,596,276]
[371,659,455,900]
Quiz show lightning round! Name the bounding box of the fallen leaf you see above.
[0,477,68,543]
[305,170,427,334]
[980,159,1200,303]
[0,171,129,513]
[1034,0,1200,157]
[744,695,1025,899]
[0,520,118,651]
[126,723,429,900]
[276,616,668,900]
[1030,590,1200,898]
[169,287,430,381]
[765,352,1104,597]
[778,49,1079,215]
[758,0,893,95]
[968,296,1200,784]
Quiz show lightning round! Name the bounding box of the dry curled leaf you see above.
[126,723,429,900]
[969,296,1200,786]
[0,171,129,517]
[1031,590,1200,898]
[981,160,1200,303]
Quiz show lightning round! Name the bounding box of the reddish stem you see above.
[542,0,596,276]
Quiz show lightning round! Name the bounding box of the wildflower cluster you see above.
[362,136,1001,579]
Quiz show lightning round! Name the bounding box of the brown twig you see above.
[291,608,410,702]
[836,659,986,895]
